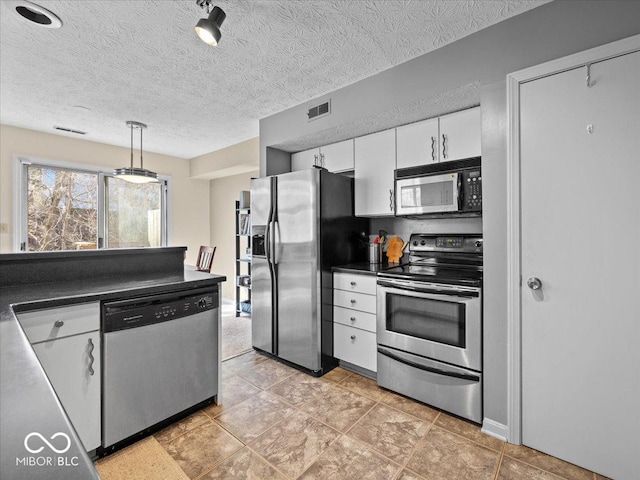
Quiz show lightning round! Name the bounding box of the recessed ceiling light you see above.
[13,1,62,29]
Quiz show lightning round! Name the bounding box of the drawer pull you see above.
[350,299,356,304]
[350,281,356,286]
[350,335,356,340]
[54,320,64,328]
[350,317,356,321]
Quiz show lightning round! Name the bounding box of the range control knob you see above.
[413,241,418,246]
[197,298,207,309]
[420,240,426,246]
[475,241,482,248]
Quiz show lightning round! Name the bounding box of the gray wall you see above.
[258,0,640,432]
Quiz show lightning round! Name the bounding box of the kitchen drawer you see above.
[333,289,376,314]
[17,302,100,344]
[334,323,377,372]
[333,272,376,295]
[334,306,376,333]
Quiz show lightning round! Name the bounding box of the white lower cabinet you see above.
[32,332,101,451]
[17,302,101,452]
[333,272,377,372]
[333,323,376,372]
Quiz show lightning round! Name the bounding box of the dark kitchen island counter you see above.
[0,247,225,480]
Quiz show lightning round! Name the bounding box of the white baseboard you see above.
[481,418,509,443]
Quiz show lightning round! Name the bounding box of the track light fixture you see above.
[195,0,226,46]
[114,121,159,184]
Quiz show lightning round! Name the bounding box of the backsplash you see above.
[370,216,482,245]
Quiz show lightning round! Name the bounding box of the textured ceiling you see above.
[0,0,550,160]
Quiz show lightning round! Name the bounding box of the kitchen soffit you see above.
[0,1,550,159]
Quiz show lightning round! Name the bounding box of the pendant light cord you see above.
[130,123,134,168]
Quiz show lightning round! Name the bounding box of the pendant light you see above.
[195,1,225,46]
[114,121,158,184]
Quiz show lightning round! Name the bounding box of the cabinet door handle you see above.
[87,338,95,376]
[350,335,356,340]
[314,154,318,166]
[431,136,437,161]
[54,320,64,328]
[320,153,325,168]
[350,281,356,286]
[389,189,394,212]
[350,317,356,322]
[442,134,447,159]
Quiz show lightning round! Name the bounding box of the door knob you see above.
[527,277,542,290]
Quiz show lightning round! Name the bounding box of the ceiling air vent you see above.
[307,100,330,122]
[54,126,87,135]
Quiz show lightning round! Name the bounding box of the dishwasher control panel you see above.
[103,288,218,332]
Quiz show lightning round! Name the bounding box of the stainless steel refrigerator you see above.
[251,168,366,374]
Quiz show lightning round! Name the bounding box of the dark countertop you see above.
[332,262,401,275]
[0,268,225,480]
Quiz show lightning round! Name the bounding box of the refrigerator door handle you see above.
[269,176,278,355]
[272,221,279,265]
[265,177,275,264]
[265,220,271,262]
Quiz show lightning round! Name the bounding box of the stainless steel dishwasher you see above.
[101,287,218,452]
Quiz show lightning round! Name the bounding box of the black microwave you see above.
[394,157,482,216]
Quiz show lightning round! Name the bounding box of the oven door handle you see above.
[376,279,479,298]
[378,347,480,382]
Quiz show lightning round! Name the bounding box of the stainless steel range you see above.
[376,233,483,423]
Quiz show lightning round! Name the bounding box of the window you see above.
[16,157,169,252]
[105,176,164,249]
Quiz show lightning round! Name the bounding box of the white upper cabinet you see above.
[396,117,439,169]
[291,139,355,173]
[291,148,320,171]
[319,139,354,172]
[354,129,396,217]
[396,107,481,169]
[439,107,481,162]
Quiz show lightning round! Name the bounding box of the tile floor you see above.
[96,351,607,480]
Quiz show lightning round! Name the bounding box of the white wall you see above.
[0,124,210,265]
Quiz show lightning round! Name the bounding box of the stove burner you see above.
[378,233,483,287]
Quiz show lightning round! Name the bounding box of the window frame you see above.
[13,155,172,252]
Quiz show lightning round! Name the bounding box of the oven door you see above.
[395,172,459,215]
[376,278,481,371]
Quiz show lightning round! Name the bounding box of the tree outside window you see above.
[27,166,98,251]
[23,163,166,252]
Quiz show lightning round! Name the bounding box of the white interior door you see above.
[520,51,640,480]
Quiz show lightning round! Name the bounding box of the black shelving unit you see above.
[235,200,251,317]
